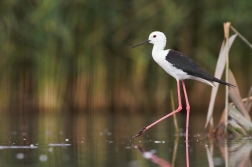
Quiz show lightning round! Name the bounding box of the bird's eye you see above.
[153,35,156,38]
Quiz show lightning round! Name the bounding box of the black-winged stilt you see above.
[131,31,235,141]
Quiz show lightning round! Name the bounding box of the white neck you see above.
[152,41,166,55]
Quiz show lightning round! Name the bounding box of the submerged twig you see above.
[171,137,179,166]
[170,90,179,133]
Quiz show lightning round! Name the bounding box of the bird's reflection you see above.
[133,145,172,167]
[132,134,190,167]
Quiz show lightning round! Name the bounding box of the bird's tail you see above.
[213,77,236,88]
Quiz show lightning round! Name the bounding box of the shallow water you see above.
[0,112,251,167]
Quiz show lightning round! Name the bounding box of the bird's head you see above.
[131,31,167,49]
[148,31,166,45]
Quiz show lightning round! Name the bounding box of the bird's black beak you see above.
[130,40,150,49]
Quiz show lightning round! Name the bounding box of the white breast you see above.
[152,49,190,80]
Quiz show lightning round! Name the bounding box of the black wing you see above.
[166,50,235,87]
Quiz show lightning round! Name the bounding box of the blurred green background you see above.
[0,0,251,114]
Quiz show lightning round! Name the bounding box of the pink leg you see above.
[132,80,182,138]
[181,81,190,142]
[181,81,190,167]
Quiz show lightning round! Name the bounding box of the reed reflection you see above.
[206,139,252,167]
[134,139,252,167]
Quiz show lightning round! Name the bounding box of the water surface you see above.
[0,112,251,167]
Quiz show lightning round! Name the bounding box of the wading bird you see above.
[131,31,235,141]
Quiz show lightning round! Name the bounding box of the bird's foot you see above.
[132,127,146,139]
